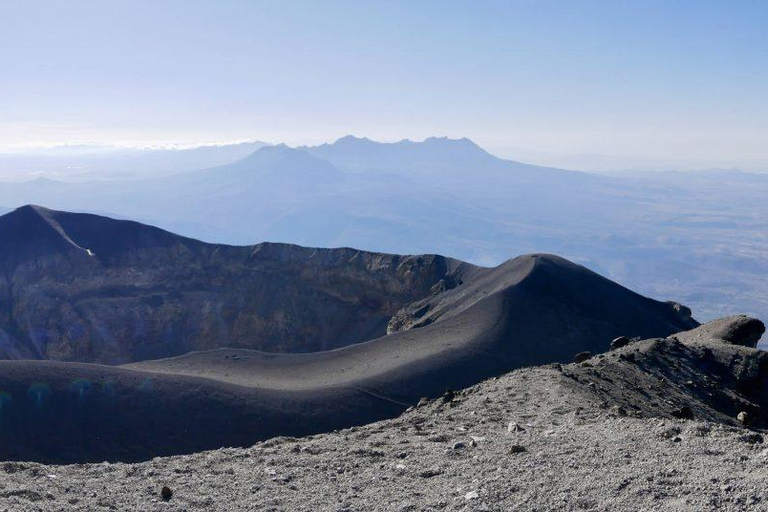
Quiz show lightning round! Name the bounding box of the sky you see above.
[1,0,767,170]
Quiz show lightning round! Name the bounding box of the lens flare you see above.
[69,378,92,400]
[100,379,117,399]
[28,382,50,405]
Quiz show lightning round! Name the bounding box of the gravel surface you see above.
[2,328,767,511]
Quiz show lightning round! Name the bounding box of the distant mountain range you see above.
[0,137,765,336]
[0,141,269,181]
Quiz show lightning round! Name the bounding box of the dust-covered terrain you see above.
[0,316,765,511]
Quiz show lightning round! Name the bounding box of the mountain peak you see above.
[0,205,89,260]
[302,134,501,175]
[334,135,373,145]
[224,144,345,181]
[0,206,189,264]
[422,136,481,148]
[11,204,51,216]
[242,143,320,162]
[323,135,484,151]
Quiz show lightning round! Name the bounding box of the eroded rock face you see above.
[0,206,469,363]
[676,315,765,348]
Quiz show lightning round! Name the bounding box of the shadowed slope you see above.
[0,204,189,263]
[0,205,93,261]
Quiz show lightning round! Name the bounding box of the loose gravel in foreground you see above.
[2,336,768,512]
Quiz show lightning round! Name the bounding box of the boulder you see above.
[610,336,631,350]
[573,351,592,364]
[677,316,765,348]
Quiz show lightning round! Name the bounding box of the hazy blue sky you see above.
[1,1,766,169]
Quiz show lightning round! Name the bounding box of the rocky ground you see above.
[1,317,766,511]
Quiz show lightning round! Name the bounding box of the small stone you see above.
[659,426,681,439]
[508,445,527,454]
[465,491,479,500]
[452,442,466,450]
[160,486,172,501]
[573,351,592,364]
[737,411,749,425]
[507,422,526,433]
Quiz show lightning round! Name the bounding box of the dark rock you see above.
[671,406,694,420]
[441,389,456,404]
[717,316,765,348]
[573,351,592,364]
[667,301,694,325]
[160,486,172,500]
[610,336,631,350]
[508,445,527,454]
[739,433,764,444]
